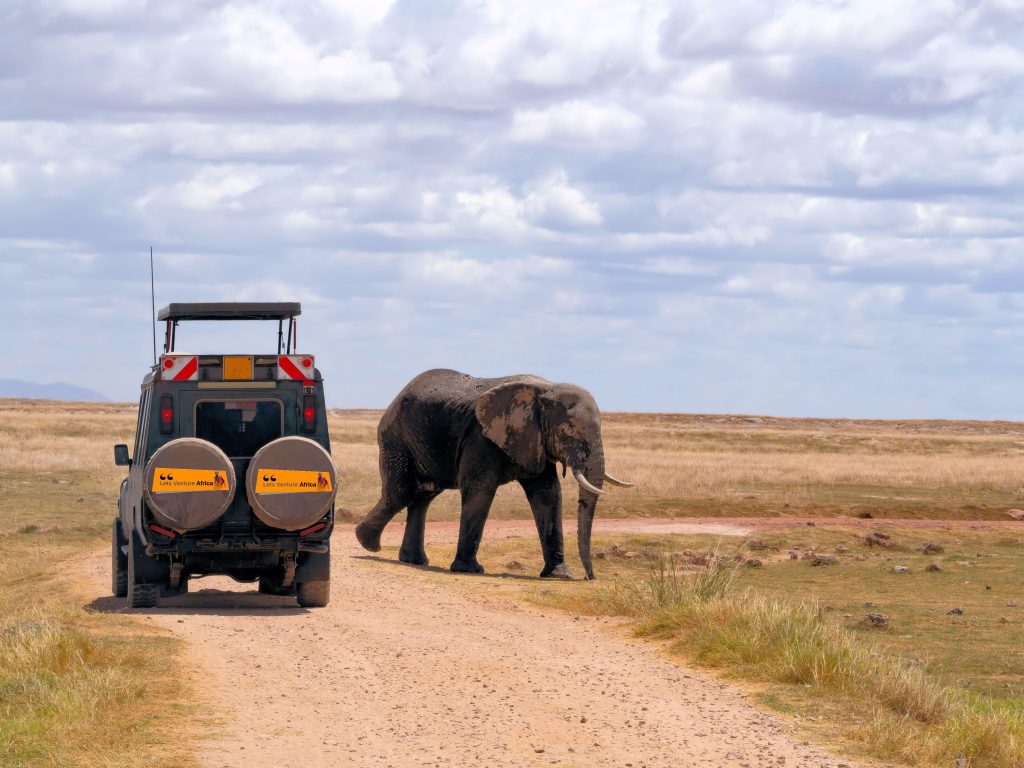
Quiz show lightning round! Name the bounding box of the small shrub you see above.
[591,545,741,617]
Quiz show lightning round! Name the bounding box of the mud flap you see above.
[296,550,330,582]
[130,530,170,583]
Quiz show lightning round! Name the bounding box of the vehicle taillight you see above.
[149,523,176,538]
[302,394,316,432]
[159,395,174,434]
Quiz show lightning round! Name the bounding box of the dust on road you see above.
[83,521,865,768]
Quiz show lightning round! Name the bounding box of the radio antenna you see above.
[150,247,157,365]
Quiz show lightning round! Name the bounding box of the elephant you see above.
[354,369,632,580]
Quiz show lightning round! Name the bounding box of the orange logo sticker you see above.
[152,468,229,493]
[255,469,333,494]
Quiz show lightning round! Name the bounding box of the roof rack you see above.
[157,302,303,355]
[157,302,301,322]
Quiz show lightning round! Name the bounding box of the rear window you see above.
[195,400,282,458]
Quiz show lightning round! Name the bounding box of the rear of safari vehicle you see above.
[113,302,336,609]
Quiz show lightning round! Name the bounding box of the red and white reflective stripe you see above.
[160,355,198,381]
[278,355,315,380]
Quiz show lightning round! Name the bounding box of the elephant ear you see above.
[474,381,546,474]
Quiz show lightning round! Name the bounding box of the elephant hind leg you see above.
[355,447,417,553]
[355,498,397,552]
[399,491,440,566]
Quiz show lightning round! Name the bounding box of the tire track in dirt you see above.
[82,523,867,768]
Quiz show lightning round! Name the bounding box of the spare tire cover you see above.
[144,438,236,532]
[245,436,338,531]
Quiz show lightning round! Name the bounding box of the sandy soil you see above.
[370,517,757,542]
[82,519,872,768]
[366,514,1024,545]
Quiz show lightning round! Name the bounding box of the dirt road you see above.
[84,522,865,768]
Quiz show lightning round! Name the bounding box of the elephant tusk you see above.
[603,472,634,488]
[574,469,605,495]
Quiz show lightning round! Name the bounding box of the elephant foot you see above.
[540,563,574,580]
[450,557,485,574]
[354,521,382,553]
[399,549,429,567]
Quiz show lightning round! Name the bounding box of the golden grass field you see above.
[3,398,1024,767]
[333,407,1024,522]
[4,400,1024,531]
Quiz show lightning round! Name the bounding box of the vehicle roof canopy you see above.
[157,302,301,322]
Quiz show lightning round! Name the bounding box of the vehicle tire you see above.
[296,580,330,608]
[126,536,160,609]
[112,520,128,598]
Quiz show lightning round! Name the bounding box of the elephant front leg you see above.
[520,464,572,579]
[399,492,439,566]
[451,484,497,574]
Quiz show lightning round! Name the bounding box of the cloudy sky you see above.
[2,0,1023,418]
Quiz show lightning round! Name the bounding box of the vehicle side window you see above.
[134,390,151,460]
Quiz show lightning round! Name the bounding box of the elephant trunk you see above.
[575,444,605,581]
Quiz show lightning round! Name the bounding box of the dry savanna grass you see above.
[4,400,1024,530]
[3,398,1024,767]
[0,400,199,768]
[333,408,1024,521]
[604,412,1024,518]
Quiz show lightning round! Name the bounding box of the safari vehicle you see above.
[112,302,337,608]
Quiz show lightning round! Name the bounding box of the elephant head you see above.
[474,378,632,579]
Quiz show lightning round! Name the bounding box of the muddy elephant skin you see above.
[354,369,625,579]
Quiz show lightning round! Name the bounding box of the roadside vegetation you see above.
[0,399,199,768]
[448,526,1024,768]
[592,553,1022,767]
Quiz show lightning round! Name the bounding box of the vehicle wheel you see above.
[296,580,329,608]
[127,537,160,609]
[111,520,128,598]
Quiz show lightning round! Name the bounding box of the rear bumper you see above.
[147,533,329,558]
[143,536,331,582]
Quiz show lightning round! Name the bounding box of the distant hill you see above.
[0,379,109,402]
